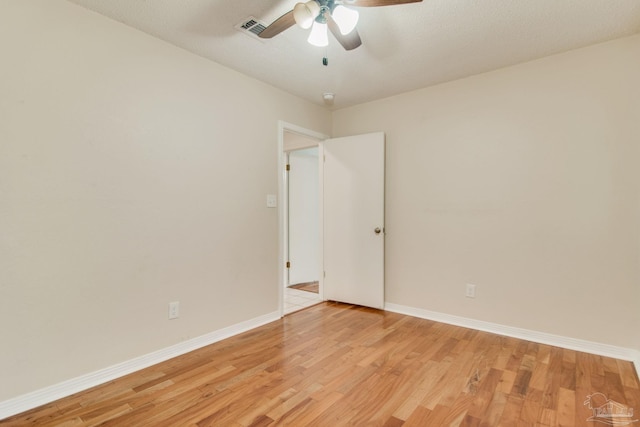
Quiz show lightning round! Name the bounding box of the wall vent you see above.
[235,17,267,40]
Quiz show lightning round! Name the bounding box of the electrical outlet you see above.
[465,284,476,298]
[169,301,180,319]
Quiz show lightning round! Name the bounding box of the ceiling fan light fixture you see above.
[332,5,359,35]
[308,20,328,47]
[293,1,321,30]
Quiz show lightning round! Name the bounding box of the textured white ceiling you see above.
[67,0,640,109]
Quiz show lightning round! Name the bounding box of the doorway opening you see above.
[277,122,328,316]
[285,146,322,314]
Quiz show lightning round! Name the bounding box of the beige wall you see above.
[0,0,330,401]
[333,34,640,349]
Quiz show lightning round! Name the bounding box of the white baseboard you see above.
[385,302,640,378]
[0,310,280,421]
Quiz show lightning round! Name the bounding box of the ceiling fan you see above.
[259,0,423,51]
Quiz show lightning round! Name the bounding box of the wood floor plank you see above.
[382,416,405,427]
[519,389,542,423]
[392,359,451,420]
[365,359,434,423]
[555,387,575,426]
[529,357,549,391]
[617,358,640,389]
[478,391,506,426]
[496,394,525,425]
[2,302,639,426]
[538,407,557,426]
[265,384,322,422]
[402,404,432,426]
[286,391,343,425]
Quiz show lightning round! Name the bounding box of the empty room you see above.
[1,0,639,425]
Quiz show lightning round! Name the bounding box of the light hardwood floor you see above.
[2,302,639,426]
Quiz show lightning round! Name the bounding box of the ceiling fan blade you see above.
[327,14,362,50]
[259,10,296,38]
[342,0,422,6]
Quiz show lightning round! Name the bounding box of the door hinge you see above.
[286,261,290,269]
[286,164,290,171]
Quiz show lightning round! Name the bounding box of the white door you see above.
[321,132,385,309]
[288,148,319,285]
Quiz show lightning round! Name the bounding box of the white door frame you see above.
[277,121,328,317]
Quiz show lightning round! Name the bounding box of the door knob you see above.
[374,227,381,234]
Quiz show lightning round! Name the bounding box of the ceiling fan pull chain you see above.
[323,46,328,66]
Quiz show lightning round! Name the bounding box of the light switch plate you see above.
[266,194,277,208]
[168,301,179,319]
